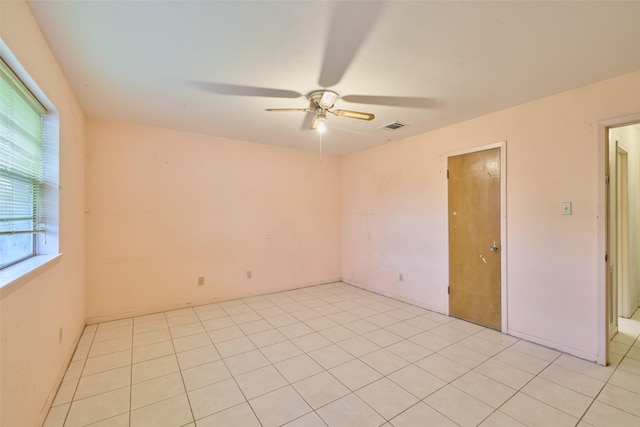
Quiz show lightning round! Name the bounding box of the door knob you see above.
[490,241,499,252]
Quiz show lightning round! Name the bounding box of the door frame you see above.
[616,146,630,318]
[443,141,507,332]
[597,113,640,366]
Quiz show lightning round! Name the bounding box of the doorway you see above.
[448,146,502,331]
[605,122,640,363]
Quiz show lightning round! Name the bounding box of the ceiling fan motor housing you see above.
[307,90,339,109]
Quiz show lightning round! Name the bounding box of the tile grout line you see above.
[204,301,267,425]
[386,326,523,427]
[47,283,640,427]
[61,324,96,427]
[575,330,640,425]
[73,325,101,424]
[166,308,197,427]
[477,351,564,426]
[128,320,134,427]
[426,327,523,427]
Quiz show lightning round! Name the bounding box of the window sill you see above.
[0,254,63,293]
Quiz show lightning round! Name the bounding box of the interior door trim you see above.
[443,141,507,332]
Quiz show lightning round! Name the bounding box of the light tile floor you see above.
[44,282,640,427]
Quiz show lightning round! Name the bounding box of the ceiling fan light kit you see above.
[266,89,376,133]
[316,90,339,109]
[316,119,327,134]
[311,108,328,133]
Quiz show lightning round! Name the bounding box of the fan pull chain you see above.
[319,132,323,161]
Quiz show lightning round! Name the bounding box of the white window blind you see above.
[0,57,47,269]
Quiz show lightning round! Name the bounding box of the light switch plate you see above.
[561,202,572,215]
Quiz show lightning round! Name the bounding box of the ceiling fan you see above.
[192,3,436,135]
[266,90,374,133]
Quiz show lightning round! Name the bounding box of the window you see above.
[0,57,47,269]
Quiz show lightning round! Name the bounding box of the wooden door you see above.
[448,148,501,330]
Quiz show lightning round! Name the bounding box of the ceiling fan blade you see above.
[301,112,315,130]
[341,95,440,109]
[335,109,375,121]
[192,81,302,99]
[318,2,385,88]
[265,108,309,113]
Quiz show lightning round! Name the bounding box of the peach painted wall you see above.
[85,119,340,322]
[0,1,86,426]
[341,70,640,361]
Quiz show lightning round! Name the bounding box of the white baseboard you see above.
[340,279,445,315]
[341,280,603,365]
[507,328,599,363]
[85,278,343,325]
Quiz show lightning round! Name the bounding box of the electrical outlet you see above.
[561,202,572,215]
[197,277,205,286]
[247,270,252,279]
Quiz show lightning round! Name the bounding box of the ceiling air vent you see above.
[382,121,406,130]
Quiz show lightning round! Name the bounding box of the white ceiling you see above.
[27,1,640,155]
